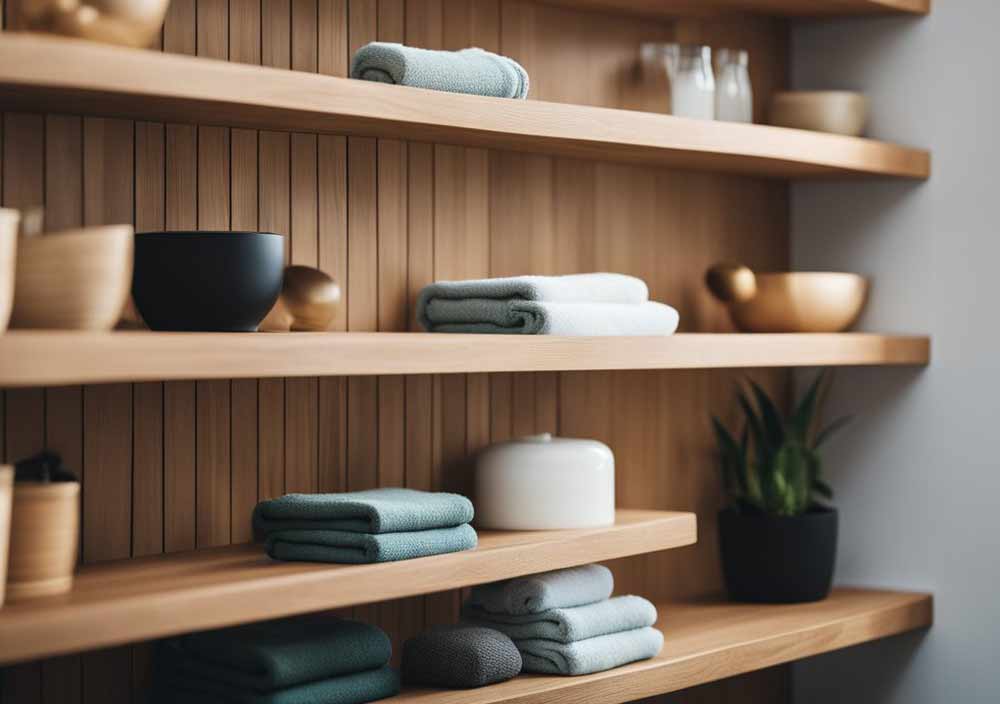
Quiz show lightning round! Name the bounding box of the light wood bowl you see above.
[0,210,19,334]
[11,224,133,330]
[0,467,12,607]
[7,481,79,601]
[11,0,171,48]
[769,91,869,137]
[729,272,869,333]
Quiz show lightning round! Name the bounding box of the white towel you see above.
[423,300,679,335]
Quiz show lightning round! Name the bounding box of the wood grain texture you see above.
[0,34,930,179]
[0,510,695,664]
[540,0,930,18]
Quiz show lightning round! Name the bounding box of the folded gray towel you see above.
[467,564,614,615]
[518,626,664,676]
[351,42,529,99]
[253,488,474,535]
[462,595,658,644]
[266,524,478,564]
[418,274,650,309]
[401,625,522,689]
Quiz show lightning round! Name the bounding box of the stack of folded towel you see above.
[416,273,680,335]
[154,615,399,704]
[461,564,663,676]
[351,42,529,99]
[253,488,477,564]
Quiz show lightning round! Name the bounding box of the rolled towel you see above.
[462,595,657,644]
[266,524,478,564]
[467,564,614,615]
[351,42,529,99]
[156,663,400,704]
[163,615,391,690]
[253,488,474,535]
[401,625,522,689]
[420,299,680,335]
[517,626,664,676]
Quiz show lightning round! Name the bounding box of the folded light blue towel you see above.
[462,595,658,644]
[467,564,614,615]
[351,42,529,99]
[517,626,664,676]
[266,524,478,564]
[253,488,474,535]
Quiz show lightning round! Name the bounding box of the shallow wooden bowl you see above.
[728,272,869,333]
[11,225,133,330]
[12,0,171,48]
[0,209,19,334]
[769,91,869,137]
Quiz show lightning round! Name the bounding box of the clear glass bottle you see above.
[715,48,753,123]
[640,43,715,120]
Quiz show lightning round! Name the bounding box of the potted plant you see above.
[711,372,849,603]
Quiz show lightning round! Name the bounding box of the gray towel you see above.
[418,274,650,309]
[253,488,474,535]
[351,42,529,99]
[266,524,478,564]
[467,564,614,615]
[518,626,664,676]
[462,595,657,644]
[401,625,522,689]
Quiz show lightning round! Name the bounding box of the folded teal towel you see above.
[155,664,400,704]
[351,42,529,99]
[266,524,478,564]
[164,616,390,690]
[462,595,657,644]
[467,565,614,615]
[253,488,474,535]
[517,626,664,676]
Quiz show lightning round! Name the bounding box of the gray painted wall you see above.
[790,3,1000,702]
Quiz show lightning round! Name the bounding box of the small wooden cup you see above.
[0,467,12,607]
[7,481,80,600]
[0,209,19,334]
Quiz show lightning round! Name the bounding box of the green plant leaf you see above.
[812,478,834,499]
[712,416,745,500]
[790,371,826,443]
[737,391,771,469]
[749,380,786,450]
[813,414,853,449]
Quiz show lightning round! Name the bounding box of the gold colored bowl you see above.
[769,91,869,137]
[728,272,869,333]
[12,0,171,49]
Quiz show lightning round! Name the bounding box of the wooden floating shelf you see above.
[393,588,932,704]
[0,34,928,179]
[0,332,930,387]
[0,510,694,665]
[545,0,929,19]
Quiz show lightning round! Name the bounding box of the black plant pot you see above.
[718,506,837,603]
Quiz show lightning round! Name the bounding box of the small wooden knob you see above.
[705,263,757,304]
[282,265,341,332]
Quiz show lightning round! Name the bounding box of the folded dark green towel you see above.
[266,524,478,564]
[254,488,474,535]
[155,665,400,704]
[163,616,391,690]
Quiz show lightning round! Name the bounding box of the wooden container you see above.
[0,467,12,607]
[769,91,869,137]
[11,0,171,49]
[7,481,80,600]
[0,209,19,334]
[11,224,133,330]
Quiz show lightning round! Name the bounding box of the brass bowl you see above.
[12,0,171,48]
[707,266,869,333]
[769,91,869,137]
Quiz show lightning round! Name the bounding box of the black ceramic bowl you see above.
[133,231,284,332]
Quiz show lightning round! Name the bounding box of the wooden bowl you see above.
[769,91,869,137]
[11,225,133,330]
[0,209,19,334]
[11,0,171,48]
[727,272,869,333]
[7,480,79,601]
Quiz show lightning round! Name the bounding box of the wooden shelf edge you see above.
[0,510,695,665]
[392,588,933,704]
[0,34,929,179]
[0,332,931,387]
[540,0,930,19]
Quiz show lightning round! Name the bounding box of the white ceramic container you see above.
[474,433,615,530]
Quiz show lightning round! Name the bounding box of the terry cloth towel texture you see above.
[517,626,664,676]
[265,523,478,564]
[253,488,474,535]
[350,42,529,99]
[401,625,522,689]
[417,274,650,309]
[167,615,391,690]
[462,595,658,644]
[467,564,614,615]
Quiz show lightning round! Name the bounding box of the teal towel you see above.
[165,616,391,690]
[155,665,400,704]
[350,42,529,99]
[467,565,614,615]
[517,626,664,676]
[253,488,474,535]
[266,524,478,564]
[462,595,658,644]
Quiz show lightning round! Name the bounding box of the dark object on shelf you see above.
[719,506,838,603]
[14,451,77,483]
[132,231,284,332]
[402,625,522,688]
